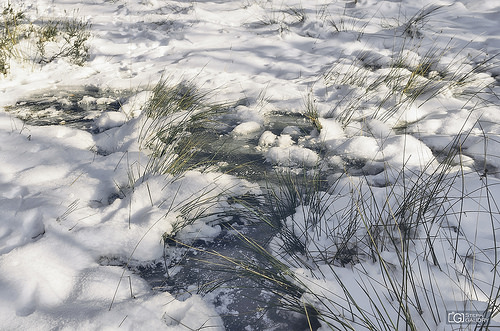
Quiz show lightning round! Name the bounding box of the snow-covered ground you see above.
[1,0,500,330]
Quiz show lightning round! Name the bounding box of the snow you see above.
[231,121,263,136]
[1,0,500,329]
[95,111,128,132]
[266,145,320,167]
[258,130,277,148]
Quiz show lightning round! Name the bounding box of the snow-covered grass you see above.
[0,3,91,75]
[234,140,500,330]
[1,0,500,330]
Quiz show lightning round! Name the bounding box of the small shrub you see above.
[0,2,26,74]
[0,3,91,75]
[34,15,92,66]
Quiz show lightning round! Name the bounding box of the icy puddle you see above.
[136,221,319,331]
[6,88,323,330]
[4,86,128,132]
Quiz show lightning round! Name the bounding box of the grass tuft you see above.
[138,77,228,179]
[400,5,444,39]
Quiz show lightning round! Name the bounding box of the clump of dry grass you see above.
[0,3,91,75]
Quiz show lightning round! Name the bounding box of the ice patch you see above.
[281,125,301,137]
